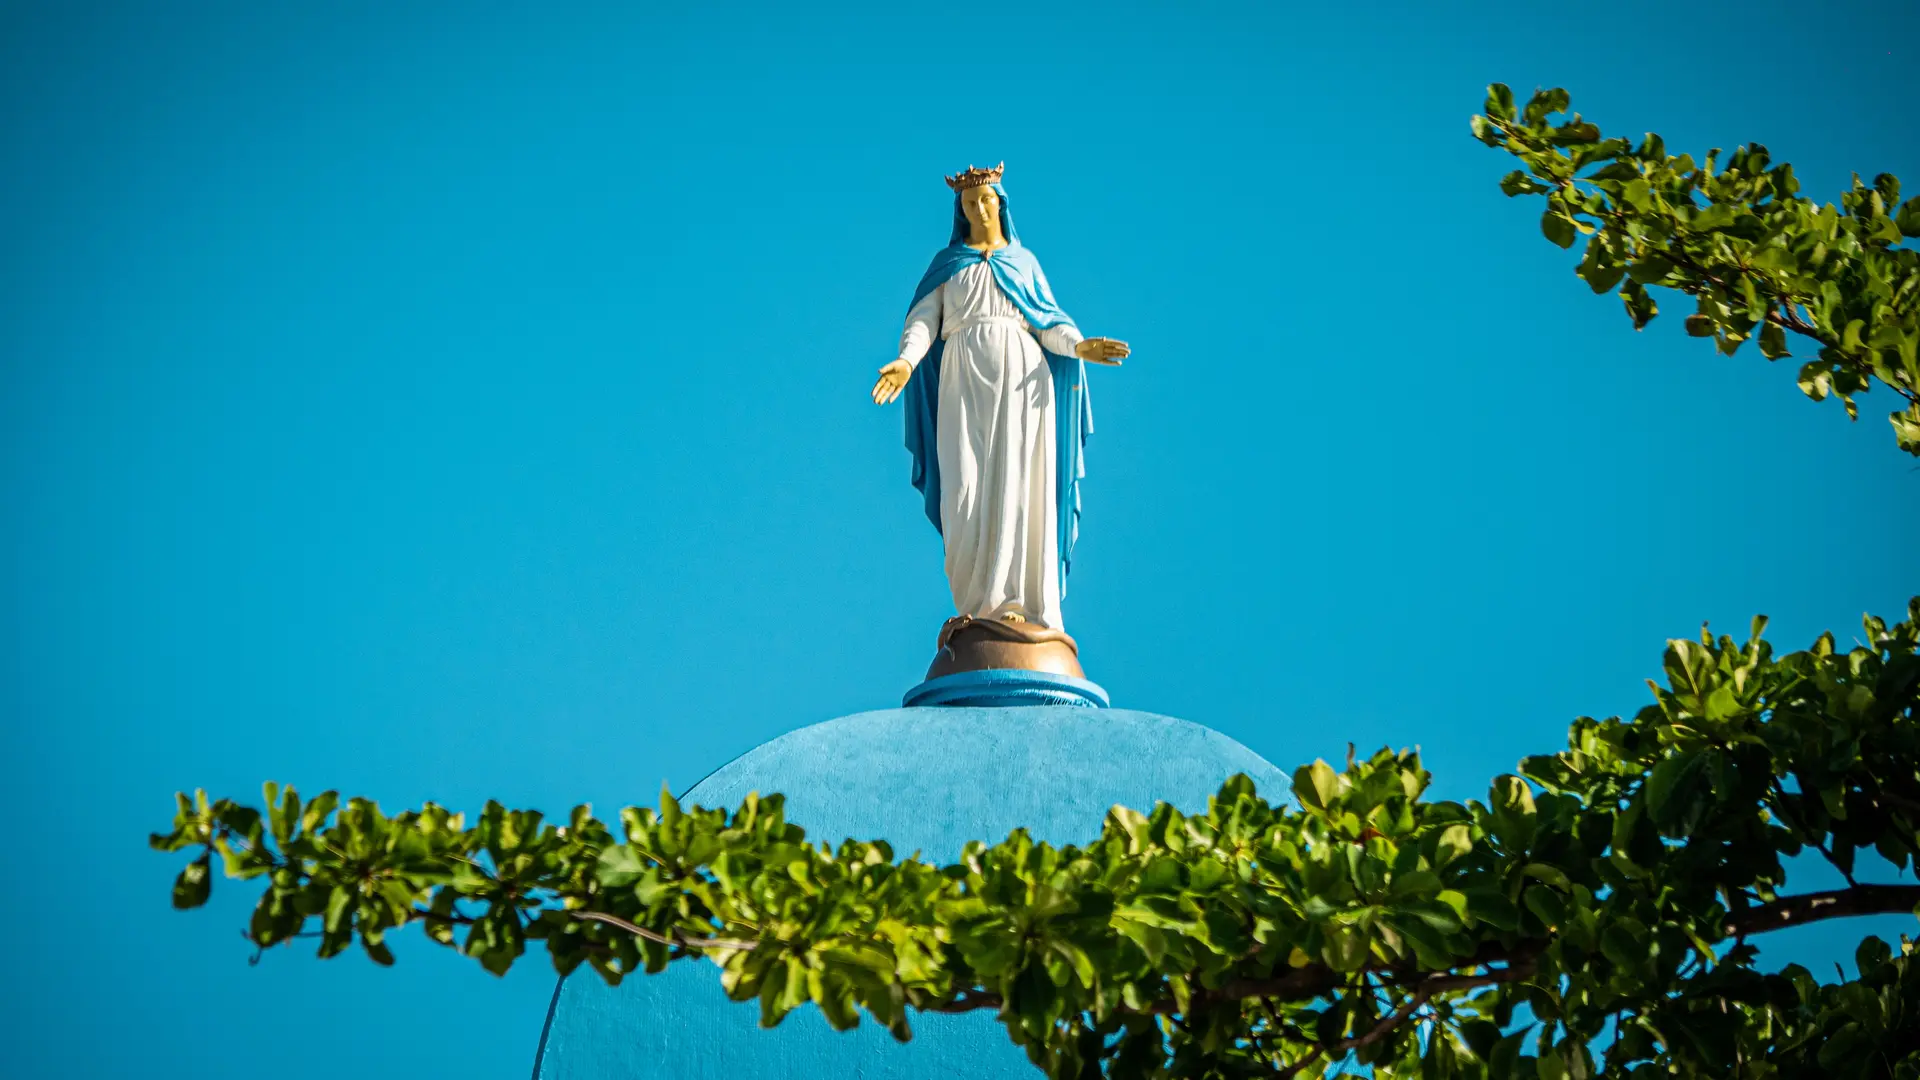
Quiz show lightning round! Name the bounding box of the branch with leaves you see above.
[1472,83,1920,454]
[157,599,1920,1078]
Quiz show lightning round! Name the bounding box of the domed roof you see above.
[532,705,1288,1079]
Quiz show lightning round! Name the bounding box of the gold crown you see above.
[944,162,1005,191]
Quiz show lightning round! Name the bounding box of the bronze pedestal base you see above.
[925,615,1085,681]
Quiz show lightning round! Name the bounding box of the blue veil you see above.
[901,182,1094,596]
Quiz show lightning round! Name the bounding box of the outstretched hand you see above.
[1076,337,1130,366]
[872,360,912,405]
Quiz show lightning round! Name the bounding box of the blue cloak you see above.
[902,182,1093,596]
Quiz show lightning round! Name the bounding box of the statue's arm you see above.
[896,286,942,371]
[873,285,941,406]
[1034,320,1085,358]
[1032,307,1128,368]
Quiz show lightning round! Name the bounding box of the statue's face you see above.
[960,185,1001,237]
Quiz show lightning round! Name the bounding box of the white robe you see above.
[898,260,1084,630]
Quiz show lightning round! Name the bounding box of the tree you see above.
[157,87,1920,1078]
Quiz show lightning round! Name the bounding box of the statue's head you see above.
[945,163,1007,241]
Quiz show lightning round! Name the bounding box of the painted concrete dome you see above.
[532,706,1287,1079]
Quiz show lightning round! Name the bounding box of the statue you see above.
[872,164,1128,680]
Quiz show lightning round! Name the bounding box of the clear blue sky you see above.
[3,2,1915,1076]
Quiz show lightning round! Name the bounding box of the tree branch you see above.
[1725,884,1920,936]
[923,989,1004,1014]
[563,883,1913,1023]
[575,913,1543,1023]
[1764,303,1824,341]
[568,911,759,952]
[1275,960,1537,1077]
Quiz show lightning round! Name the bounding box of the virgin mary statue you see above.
[872,164,1128,633]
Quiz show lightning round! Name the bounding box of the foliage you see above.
[157,601,1920,1077]
[1472,84,1920,454]
[155,88,1920,1076]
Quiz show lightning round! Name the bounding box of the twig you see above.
[569,911,759,952]
[243,928,323,966]
[924,989,1004,1014]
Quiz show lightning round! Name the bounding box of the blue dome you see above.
[532,706,1288,1079]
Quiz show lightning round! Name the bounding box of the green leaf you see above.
[1434,823,1473,868]
[1052,941,1097,988]
[1798,361,1833,401]
[1586,161,1640,183]
[1897,195,1920,238]
[325,887,353,934]
[1523,885,1565,931]
[1626,254,1675,284]
[1321,924,1368,972]
[1620,280,1659,330]
[1464,889,1521,932]
[1402,898,1465,934]
[1645,750,1709,829]
[1389,912,1456,969]
[1892,403,1920,453]
[1582,256,1625,295]
[1492,776,1535,817]
[1522,87,1570,127]
[1390,869,1444,899]
[1704,683,1743,722]
[1501,170,1548,197]
[1759,320,1790,359]
[363,935,396,966]
[171,852,212,909]
[300,791,339,835]
[596,844,647,888]
[1485,83,1516,123]
[1541,210,1577,249]
[1294,760,1340,811]
[1490,776,1538,850]
[1519,863,1571,891]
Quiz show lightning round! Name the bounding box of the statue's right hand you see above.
[872,360,912,406]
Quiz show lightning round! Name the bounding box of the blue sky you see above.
[3,1,1915,1076]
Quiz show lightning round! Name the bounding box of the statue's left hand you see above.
[1075,337,1130,366]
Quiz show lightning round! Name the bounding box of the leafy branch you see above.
[156,599,1920,1077]
[1472,83,1920,454]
